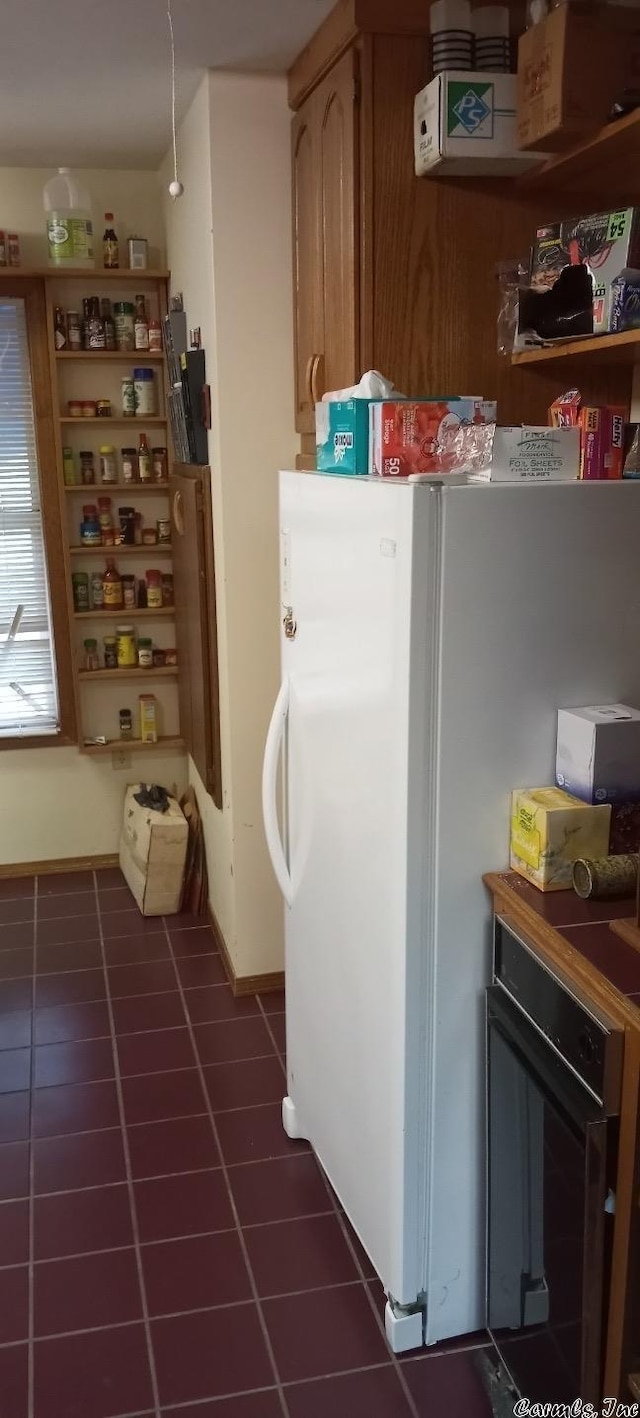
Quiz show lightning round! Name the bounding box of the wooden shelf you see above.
[78,667,177,682]
[519,108,640,207]
[74,608,174,619]
[64,483,169,494]
[60,417,167,426]
[69,544,172,557]
[0,268,169,280]
[56,351,164,362]
[81,735,184,756]
[512,329,640,367]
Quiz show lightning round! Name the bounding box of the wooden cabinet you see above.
[170,464,222,807]
[292,47,358,432]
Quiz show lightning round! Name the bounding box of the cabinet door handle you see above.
[310,353,325,404]
[172,490,185,537]
[305,355,315,407]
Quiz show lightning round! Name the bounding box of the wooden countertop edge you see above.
[483,872,638,1032]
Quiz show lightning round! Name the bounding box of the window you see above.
[0,280,75,746]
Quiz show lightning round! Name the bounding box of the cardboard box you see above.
[119,784,188,915]
[369,399,496,478]
[556,704,640,804]
[579,405,626,480]
[415,71,546,177]
[472,426,579,482]
[510,786,611,892]
[530,210,640,335]
[517,4,639,152]
[316,399,369,476]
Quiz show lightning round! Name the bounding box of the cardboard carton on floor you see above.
[119,784,188,915]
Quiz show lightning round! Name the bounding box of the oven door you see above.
[487,984,615,1407]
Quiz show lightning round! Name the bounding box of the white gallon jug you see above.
[43,168,94,267]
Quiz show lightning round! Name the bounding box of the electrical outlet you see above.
[112,749,132,770]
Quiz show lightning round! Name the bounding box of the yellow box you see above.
[139,694,158,745]
[510,786,611,892]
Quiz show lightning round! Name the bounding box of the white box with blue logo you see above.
[315,399,370,476]
[414,72,546,177]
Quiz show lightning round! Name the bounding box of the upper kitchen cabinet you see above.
[292,47,358,432]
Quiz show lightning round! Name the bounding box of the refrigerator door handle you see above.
[262,678,293,907]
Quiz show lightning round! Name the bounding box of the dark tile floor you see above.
[0,866,494,1418]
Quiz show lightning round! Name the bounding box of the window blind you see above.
[0,297,59,737]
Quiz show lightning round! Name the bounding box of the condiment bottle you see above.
[145,570,163,608]
[148,319,162,353]
[134,294,149,351]
[152,447,168,482]
[85,296,106,351]
[54,307,67,350]
[116,624,136,667]
[101,298,116,351]
[99,445,117,483]
[67,311,82,350]
[103,213,119,269]
[103,558,123,610]
[84,638,100,671]
[90,572,104,609]
[138,433,151,482]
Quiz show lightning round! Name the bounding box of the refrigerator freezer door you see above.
[277,471,432,1314]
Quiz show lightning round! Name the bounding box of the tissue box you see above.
[316,399,369,476]
[510,786,611,892]
[119,784,188,915]
[415,72,544,177]
[472,426,579,482]
[556,704,640,804]
[369,399,496,477]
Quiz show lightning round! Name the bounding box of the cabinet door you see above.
[316,47,358,402]
[170,465,222,808]
[292,99,322,434]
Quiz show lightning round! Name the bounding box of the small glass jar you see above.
[68,400,82,418]
[119,506,136,546]
[84,638,100,671]
[121,379,136,418]
[119,707,133,739]
[122,574,136,610]
[141,527,157,545]
[113,302,135,352]
[145,570,162,608]
[103,636,118,669]
[99,445,117,483]
[96,399,112,418]
[97,496,112,533]
[137,637,153,668]
[80,451,96,485]
[152,447,168,482]
[82,400,97,418]
[116,624,136,667]
[72,572,90,612]
[152,648,166,667]
[121,447,138,482]
[164,647,177,666]
[67,312,82,350]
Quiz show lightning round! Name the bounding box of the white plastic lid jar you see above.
[133,368,156,416]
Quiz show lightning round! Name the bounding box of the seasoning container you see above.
[82,400,97,418]
[113,301,135,352]
[83,638,100,671]
[572,855,638,900]
[133,367,156,416]
[54,307,67,351]
[97,495,113,538]
[138,433,151,481]
[156,518,171,546]
[68,399,83,418]
[8,234,20,268]
[128,236,148,270]
[161,572,174,607]
[134,294,149,351]
[66,312,82,350]
[80,450,96,485]
[119,506,136,546]
[71,572,90,612]
[62,447,76,486]
[121,378,136,418]
[148,319,162,353]
[103,558,123,610]
[137,637,153,668]
[103,635,118,669]
[119,707,133,739]
[142,527,157,546]
[96,399,112,418]
[145,570,163,608]
[122,574,136,609]
[152,447,168,482]
[116,624,137,667]
[139,693,159,743]
[137,577,147,607]
[80,512,101,546]
[90,572,104,609]
[152,648,166,668]
[164,648,178,666]
[101,299,116,350]
[121,447,138,482]
[134,513,143,547]
[99,445,117,483]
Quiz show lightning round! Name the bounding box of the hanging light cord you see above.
[167,0,184,197]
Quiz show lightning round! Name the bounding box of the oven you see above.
[487,915,623,1407]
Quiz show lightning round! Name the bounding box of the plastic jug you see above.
[43,168,94,267]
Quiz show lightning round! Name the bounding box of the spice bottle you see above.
[54,307,67,350]
[121,447,137,482]
[101,298,116,351]
[103,558,123,610]
[103,635,118,669]
[134,294,149,351]
[122,574,136,609]
[138,433,151,482]
[161,572,174,607]
[137,637,153,668]
[99,445,117,483]
[66,311,82,350]
[119,707,133,739]
[62,447,75,486]
[80,450,96,485]
[152,447,168,482]
[116,624,136,667]
[145,570,163,608]
[8,235,20,267]
[103,213,119,269]
[83,638,100,671]
[72,572,90,612]
[113,301,135,352]
[121,378,136,418]
[133,367,156,415]
[90,571,104,609]
[119,506,136,546]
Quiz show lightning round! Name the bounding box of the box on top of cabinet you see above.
[510,786,611,892]
[556,704,640,804]
[415,71,546,177]
[517,3,640,152]
[316,399,369,476]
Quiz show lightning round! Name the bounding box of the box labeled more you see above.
[316,399,369,476]
[415,72,545,177]
[556,704,640,804]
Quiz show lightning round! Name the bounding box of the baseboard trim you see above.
[208,906,285,998]
[0,853,119,880]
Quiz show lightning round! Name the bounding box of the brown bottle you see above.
[102,559,123,611]
[138,433,151,482]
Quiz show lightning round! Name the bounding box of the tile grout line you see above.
[256,996,286,1078]
[94,872,162,1418]
[160,918,292,1418]
[27,873,38,1418]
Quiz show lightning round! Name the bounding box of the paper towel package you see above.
[556,704,640,804]
[119,784,189,915]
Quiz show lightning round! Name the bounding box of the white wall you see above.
[162,73,296,980]
[0,164,187,868]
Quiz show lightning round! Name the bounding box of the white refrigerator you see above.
[262,471,640,1354]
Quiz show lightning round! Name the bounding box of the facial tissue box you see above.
[510,786,611,892]
[556,704,640,804]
